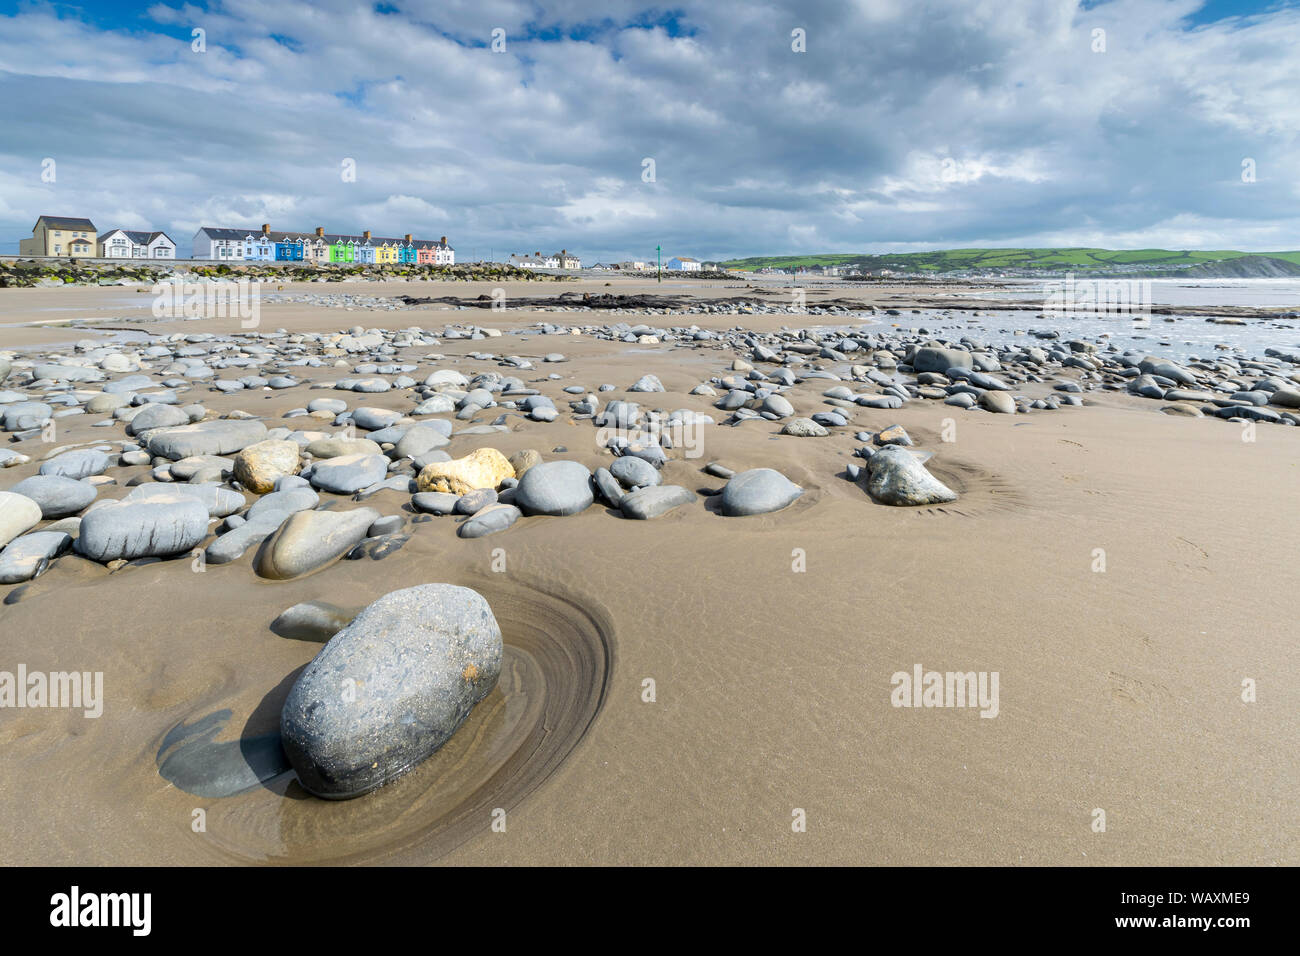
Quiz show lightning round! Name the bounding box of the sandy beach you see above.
[0,276,1296,866]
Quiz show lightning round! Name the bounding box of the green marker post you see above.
[657,244,661,283]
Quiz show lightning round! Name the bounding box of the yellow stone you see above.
[233,439,301,494]
[416,447,514,495]
[508,449,542,478]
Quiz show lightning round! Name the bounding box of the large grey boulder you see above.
[1268,386,1300,408]
[74,496,210,562]
[34,363,103,383]
[761,394,795,418]
[781,417,829,437]
[413,394,456,415]
[39,448,110,479]
[1139,357,1196,385]
[911,347,973,373]
[3,402,52,432]
[628,374,665,393]
[306,436,381,459]
[620,485,696,519]
[0,491,42,548]
[124,481,244,520]
[979,390,1017,414]
[411,492,459,515]
[308,453,389,495]
[206,508,292,565]
[350,407,403,431]
[457,503,521,537]
[146,420,268,460]
[254,507,379,580]
[246,487,318,521]
[864,445,958,506]
[9,475,97,518]
[514,460,593,516]
[392,423,450,460]
[0,531,72,584]
[719,468,803,517]
[609,455,661,489]
[127,403,190,435]
[279,584,503,798]
[126,482,245,517]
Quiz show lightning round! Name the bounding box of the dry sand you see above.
[0,278,1296,865]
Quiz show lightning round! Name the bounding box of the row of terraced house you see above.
[192,224,454,265]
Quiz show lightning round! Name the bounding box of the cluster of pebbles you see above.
[2,314,1297,591]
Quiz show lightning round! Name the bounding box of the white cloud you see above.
[0,0,1297,261]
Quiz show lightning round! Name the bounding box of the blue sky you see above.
[1,0,1298,261]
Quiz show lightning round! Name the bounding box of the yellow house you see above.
[375,239,399,264]
[20,215,98,257]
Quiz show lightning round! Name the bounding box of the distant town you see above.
[11,215,719,274]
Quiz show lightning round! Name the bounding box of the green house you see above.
[329,238,355,263]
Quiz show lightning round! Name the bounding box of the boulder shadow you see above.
[155,664,309,800]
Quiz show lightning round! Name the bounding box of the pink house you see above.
[416,236,453,265]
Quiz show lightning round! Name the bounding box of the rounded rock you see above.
[233,439,302,494]
[279,584,502,798]
[719,468,803,517]
[513,460,594,516]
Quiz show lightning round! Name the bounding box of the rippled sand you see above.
[1,278,1296,865]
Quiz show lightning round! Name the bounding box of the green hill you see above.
[720,248,1300,277]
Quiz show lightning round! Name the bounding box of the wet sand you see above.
[0,279,1297,865]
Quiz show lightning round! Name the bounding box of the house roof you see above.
[195,227,262,240]
[99,229,173,245]
[37,216,96,231]
[198,226,451,250]
[673,256,699,262]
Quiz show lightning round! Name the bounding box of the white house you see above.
[193,227,262,260]
[551,249,581,269]
[667,256,702,272]
[618,260,648,270]
[509,252,558,269]
[98,229,176,259]
[432,236,454,266]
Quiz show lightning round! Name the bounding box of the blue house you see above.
[274,239,303,261]
[247,233,275,261]
[398,234,418,263]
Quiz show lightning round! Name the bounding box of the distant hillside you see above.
[1178,254,1300,278]
[721,248,1300,277]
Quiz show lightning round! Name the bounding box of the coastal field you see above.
[0,276,1296,865]
[722,248,1300,277]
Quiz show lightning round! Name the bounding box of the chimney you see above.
[440,236,446,245]
[405,233,412,242]
[262,223,270,234]
[363,230,371,240]
[315,227,324,237]
[562,249,566,256]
